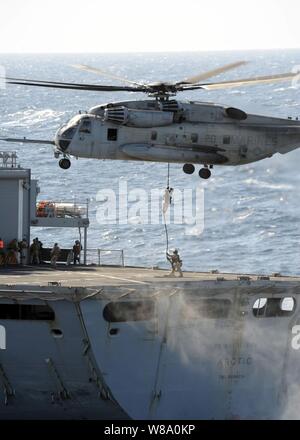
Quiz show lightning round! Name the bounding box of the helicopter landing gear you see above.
[199,167,211,179]
[183,163,195,174]
[59,158,71,170]
[183,163,213,179]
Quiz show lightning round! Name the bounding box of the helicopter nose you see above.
[55,125,76,152]
[57,136,71,152]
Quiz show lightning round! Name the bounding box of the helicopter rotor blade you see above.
[72,64,145,87]
[0,137,55,145]
[184,72,298,91]
[6,76,113,87]
[176,60,248,85]
[5,77,148,92]
[4,68,297,96]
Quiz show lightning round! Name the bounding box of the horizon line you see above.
[1,47,300,55]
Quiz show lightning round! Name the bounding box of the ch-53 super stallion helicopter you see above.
[1,60,300,179]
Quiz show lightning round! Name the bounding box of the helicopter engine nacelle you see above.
[225,107,248,121]
[104,106,174,127]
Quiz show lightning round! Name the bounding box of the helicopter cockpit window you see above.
[107,128,118,141]
[79,119,92,134]
[62,126,77,139]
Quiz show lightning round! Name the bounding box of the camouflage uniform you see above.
[167,250,183,277]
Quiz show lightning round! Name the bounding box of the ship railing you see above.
[86,248,125,267]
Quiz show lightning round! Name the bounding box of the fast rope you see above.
[163,163,171,257]
[164,213,169,256]
[167,162,170,188]
[162,163,183,277]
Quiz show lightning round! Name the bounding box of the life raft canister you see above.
[36,201,55,217]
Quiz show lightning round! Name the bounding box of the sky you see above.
[0,0,300,53]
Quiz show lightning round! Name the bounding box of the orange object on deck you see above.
[36,201,55,217]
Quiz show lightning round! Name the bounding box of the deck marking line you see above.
[96,273,149,285]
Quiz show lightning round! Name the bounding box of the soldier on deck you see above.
[0,238,4,266]
[73,240,82,265]
[50,243,61,268]
[35,237,43,263]
[19,238,28,266]
[30,239,40,264]
[166,249,183,277]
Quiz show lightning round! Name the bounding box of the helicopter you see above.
[1,61,300,179]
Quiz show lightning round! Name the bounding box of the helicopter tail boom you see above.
[0,137,55,145]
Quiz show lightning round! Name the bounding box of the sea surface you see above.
[1,50,300,274]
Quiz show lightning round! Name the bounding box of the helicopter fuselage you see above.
[55,99,300,176]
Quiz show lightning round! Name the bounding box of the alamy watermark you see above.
[291,325,300,350]
[291,65,300,89]
[95,181,204,232]
[0,324,6,350]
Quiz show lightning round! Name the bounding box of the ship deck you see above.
[0,265,299,288]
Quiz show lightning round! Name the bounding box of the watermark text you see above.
[95,181,204,233]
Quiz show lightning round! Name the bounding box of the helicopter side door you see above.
[92,122,120,160]
[76,118,94,158]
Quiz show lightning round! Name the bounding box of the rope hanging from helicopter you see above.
[162,163,173,260]
[167,162,170,188]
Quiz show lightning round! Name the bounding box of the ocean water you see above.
[1,50,300,274]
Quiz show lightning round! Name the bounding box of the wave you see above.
[243,178,293,190]
[233,209,255,223]
[2,109,65,127]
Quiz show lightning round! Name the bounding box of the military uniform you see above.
[167,250,183,277]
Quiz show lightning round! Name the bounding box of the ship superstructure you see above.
[0,153,299,420]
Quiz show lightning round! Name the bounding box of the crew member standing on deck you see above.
[30,239,40,265]
[0,238,5,265]
[7,239,19,264]
[19,238,28,266]
[73,240,82,265]
[50,243,61,268]
[35,237,43,264]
